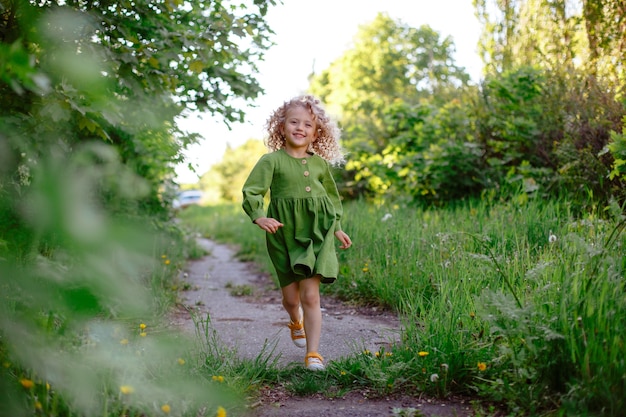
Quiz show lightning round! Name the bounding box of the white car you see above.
[173,190,203,209]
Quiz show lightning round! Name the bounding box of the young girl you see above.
[242,95,352,371]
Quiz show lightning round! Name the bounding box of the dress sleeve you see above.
[321,160,344,232]
[242,154,273,223]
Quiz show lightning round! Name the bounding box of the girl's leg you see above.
[299,276,322,353]
[281,281,302,323]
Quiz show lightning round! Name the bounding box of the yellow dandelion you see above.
[164,259,171,265]
[2,361,10,368]
[120,338,129,345]
[362,267,369,272]
[161,404,171,413]
[212,375,224,383]
[120,385,134,395]
[177,358,186,365]
[139,323,147,330]
[216,406,227,417]
[140,332,147,337]
[161,254,167,259]
[340,371,346,376]
[20,379,34,389]
[469,312,475,319]
[363,349,371,355]
[386,352,393,357]
[477,362,487,372]
[46,382,50,390]
[418,351,429,357]
[375,351,381,357]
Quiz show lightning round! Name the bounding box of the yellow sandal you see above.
[305,352,325,371]
[288,319,306,348]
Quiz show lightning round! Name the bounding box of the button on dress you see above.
[242,149,344,287]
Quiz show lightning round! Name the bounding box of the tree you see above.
[1,0,276,213]
[473,0,625,204]
[582,0,626,85]
[474,0,625,88]
[309,13,470,153]
[200,139,266,203]
[308,13,473,203]
[473,0,521,74]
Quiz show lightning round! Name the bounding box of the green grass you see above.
[2,195,622,417]
[0,212,244,417]
[178,197,626,416]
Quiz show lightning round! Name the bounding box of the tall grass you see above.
[179,197,625,416]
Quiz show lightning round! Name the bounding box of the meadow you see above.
[178,195,626,417]
[2,194,623,417]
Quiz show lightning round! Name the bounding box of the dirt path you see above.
[170,239,475,417]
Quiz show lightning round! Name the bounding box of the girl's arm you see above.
[321,160,352,248]
[242,155,273,223]
[320,161,344,233]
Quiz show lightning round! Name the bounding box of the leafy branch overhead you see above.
[2,0,275,119]
[1,0,276,212]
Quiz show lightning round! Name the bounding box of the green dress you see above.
[242,149,344,288]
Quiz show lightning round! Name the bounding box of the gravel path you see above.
[170,238,475,417]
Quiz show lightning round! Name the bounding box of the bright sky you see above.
[175,0,483,183]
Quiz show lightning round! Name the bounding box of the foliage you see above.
[474,0,579,76]
[310,13,470,152]
[1,0,275,213]
[1,0,278,415]
[303,7,625,208]
[473,0,625,89]
[605,115,626,184]
[200,139,267,203]
[0,143,239,415]
[476,66,553,168]
[552,74,625,204]
[470,1,626,207]
[344,98,486,203]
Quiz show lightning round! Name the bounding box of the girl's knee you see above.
[299,287,320,308]
[282,296,300,310]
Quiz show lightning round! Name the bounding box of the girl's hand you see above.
[254,217,284,234]
[335,230,352,249]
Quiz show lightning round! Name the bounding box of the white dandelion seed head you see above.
[430,373,439,382]
[381,213,392,222]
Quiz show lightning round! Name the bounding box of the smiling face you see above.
[281,105,317,157]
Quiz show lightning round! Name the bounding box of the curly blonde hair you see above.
[265,95,344,165]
